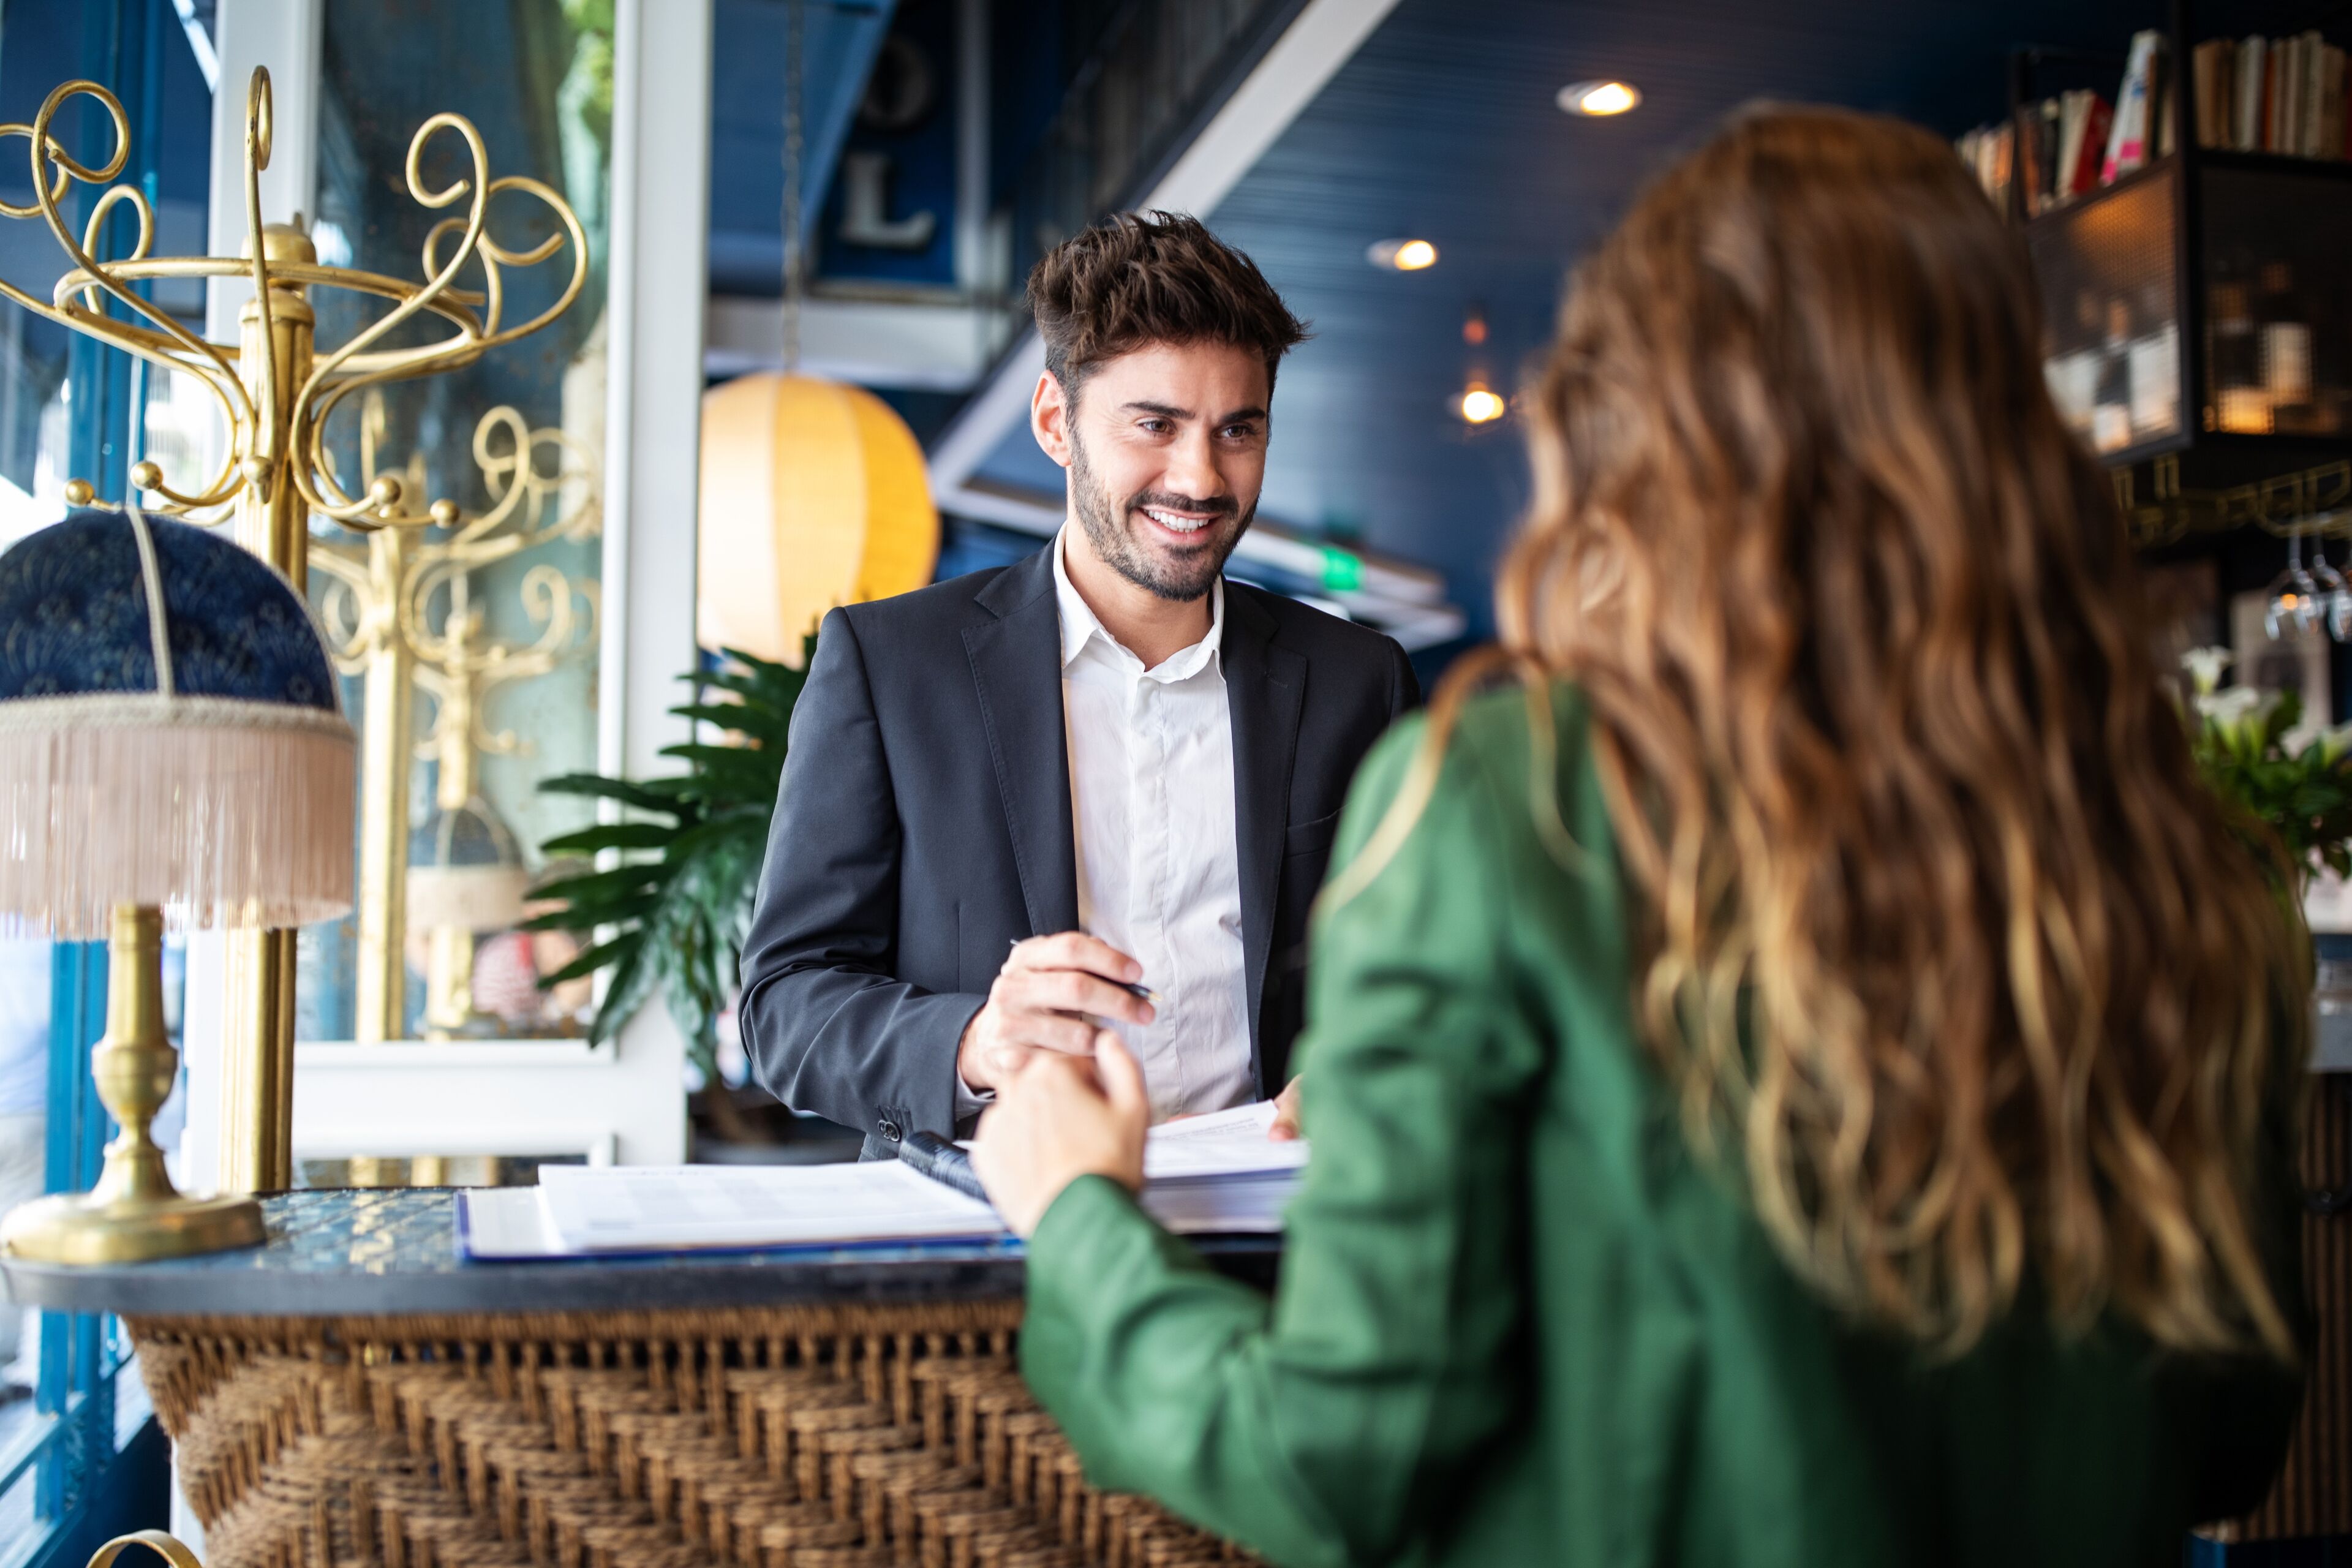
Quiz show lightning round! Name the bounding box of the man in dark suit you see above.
[739,211,1417,1156]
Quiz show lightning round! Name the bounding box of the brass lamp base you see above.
[0,1189,262,1266]
[1,905,268,1265]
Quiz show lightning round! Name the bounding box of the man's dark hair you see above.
[1027,210,1308,399]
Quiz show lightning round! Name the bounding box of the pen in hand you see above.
[1009,938,1161,1006]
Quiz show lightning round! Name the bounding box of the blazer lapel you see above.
[1221,586,1304,1087]
[965,549,1080,937]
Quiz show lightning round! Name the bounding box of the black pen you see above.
[1009,938,1161,1005]
[898,1130,990,1203]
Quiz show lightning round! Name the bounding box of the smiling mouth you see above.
[1138,506,1223,538]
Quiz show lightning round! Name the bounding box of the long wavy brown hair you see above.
[1439,107,2298,1355]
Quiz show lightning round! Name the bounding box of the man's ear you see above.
[1030,369,1074,470]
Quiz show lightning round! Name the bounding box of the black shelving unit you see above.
[2010,1,2352,501]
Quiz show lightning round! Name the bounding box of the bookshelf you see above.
[1983,1,2352,550]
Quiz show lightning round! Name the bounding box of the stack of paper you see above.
[1135,1100,1307,1235]
[457,1100,1310,1262]
[537,1160,1005,1254]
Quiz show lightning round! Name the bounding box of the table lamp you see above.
[0,505,353,1262]
[407,794,530,1036]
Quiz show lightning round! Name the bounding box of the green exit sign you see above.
[1319,546,1362,592]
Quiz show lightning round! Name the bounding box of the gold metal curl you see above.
[307,546,375,676]
[27,82,247,430]
[247,61,271,172]
[29,78,130,184]
[2120,456,2352,548]
[312,396,600,674]
[0,122,77,219]
[410,565,598,760]
[1,65,585,533]
[290,141,586,531]
[309,394,601,804]
[78,184,153,266]
[86,1530,206,1568]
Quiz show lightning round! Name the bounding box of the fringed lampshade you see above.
[0,507,355,936]
[406,794,528,934]
[0,505,354,1266]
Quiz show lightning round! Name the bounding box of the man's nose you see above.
[1164,427,1229,506]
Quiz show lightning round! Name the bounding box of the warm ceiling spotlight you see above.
[1459,384,1507,424]
[1558,80,1640,116]
[1367,237,1439,271]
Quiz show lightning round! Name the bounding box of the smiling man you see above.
[739,211,1419,1155]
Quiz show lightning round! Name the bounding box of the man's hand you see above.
[971,1030,1149,1237]
[1268,1074,1304,1141]
[956,932,1153,1093]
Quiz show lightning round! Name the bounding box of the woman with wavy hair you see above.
[972,105,2309,1566]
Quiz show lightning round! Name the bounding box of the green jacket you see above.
[1020,687,2305,1567]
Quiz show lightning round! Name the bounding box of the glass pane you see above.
[2199,163,2352,439]
[300,0,614,1046]
[0,0,211,1536]
[2027,169,2182,458]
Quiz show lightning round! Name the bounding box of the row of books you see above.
[1958,31,2175,217]
[2190,34,2350,159]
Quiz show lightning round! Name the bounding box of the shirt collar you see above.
[1052,526,1224,679]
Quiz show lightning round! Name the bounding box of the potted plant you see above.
[2179,647,2352,889]
[523,643,808,1133]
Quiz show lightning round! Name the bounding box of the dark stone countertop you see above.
[0,1189,1276,1319]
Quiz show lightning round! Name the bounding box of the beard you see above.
[1068,429,1254,602]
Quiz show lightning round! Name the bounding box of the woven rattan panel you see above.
[126,1304,1262,1568]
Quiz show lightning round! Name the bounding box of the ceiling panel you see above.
[976,0,2162,644]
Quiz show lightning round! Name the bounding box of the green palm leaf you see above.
[532,637,812,1077]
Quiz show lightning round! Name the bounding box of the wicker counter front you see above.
[3,1190,1276,1568]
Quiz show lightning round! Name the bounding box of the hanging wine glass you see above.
[2307,529,2352,641]
[2264,530,2326,640]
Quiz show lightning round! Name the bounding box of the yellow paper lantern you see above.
[696,372,940,665]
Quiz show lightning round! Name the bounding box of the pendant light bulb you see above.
[1559,80,1640,116]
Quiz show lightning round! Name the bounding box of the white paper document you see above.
[459,1100,1311,1262]
[1135,1101,1308,1232]
[536,1160,1007,1253]
[458,1185,562,1259]
[1137,1173,1295,1234]
[1143,1100,1310,1179]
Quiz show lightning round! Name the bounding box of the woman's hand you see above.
[971,1028,1149,1238]
[1268,1075,1304,1141]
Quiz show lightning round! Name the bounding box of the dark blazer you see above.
[738,542,1419,1153]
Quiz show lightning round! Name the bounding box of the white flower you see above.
[2195,685,2272,734]
[2291,720,2352,763]
[2181,646,2234,697]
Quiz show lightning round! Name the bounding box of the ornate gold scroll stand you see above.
[0,67,585,1195]
[312,395,599,1043]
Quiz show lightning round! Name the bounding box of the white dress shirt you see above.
[956,530,1255,1123]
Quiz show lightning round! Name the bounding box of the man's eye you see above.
[1223,424,1259,440]
[1139,418,1170,434]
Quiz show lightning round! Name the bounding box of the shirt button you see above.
[878,1118,903,1142]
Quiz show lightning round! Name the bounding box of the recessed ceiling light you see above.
[1459,384,1507,424]
[1367,238,1438,271]
[1558,80,1640,116]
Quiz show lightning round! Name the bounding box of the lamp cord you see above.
[124,503,176,699]
[781,0,805,373]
